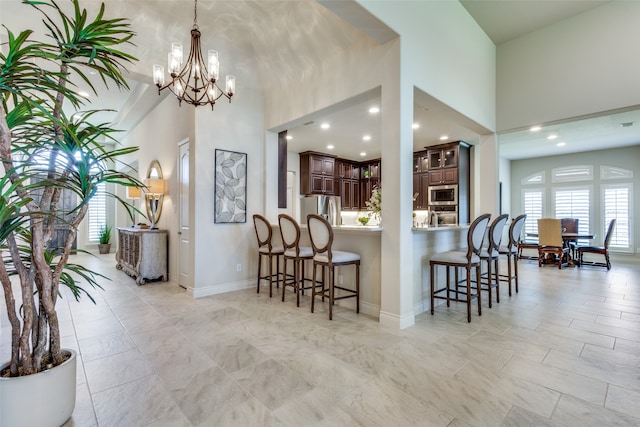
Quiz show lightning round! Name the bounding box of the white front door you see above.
[177,140,191,289]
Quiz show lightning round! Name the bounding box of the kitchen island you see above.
[271,224,382,317]
[412,225,470,314]
[271,222,470,319]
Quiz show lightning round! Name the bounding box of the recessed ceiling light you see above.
[412,123,420,129]
[362,135,371,141]
[78,91,90,98]
[320,123,330,129]
[530,125,541,132]
[326,144,334,150]
[547,134,558,140]
[439,135,448,141]
[360,152,367,157]
[369,107,380,114]
[556,142,566,147]
[285,135,292,140]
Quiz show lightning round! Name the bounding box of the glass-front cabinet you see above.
[428,145,458,169]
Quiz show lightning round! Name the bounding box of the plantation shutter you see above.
[522,189,543,235]
[603,185,631,250]
[87,182,107,242]
[554,187,590,242]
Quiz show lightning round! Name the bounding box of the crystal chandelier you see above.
[152,0,235,109]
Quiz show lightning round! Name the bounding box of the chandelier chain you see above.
[193,0,198,28]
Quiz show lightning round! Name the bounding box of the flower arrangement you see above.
[365,186,382,221]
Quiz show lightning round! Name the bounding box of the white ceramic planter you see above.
[1,349,77,427]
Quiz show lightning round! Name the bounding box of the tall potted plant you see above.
[0,1,140,425]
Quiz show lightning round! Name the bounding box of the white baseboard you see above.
[187,279,254,298]
[379,310,415,329]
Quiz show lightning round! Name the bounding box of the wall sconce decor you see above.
[144,160,166,229]
[125,186,142,227]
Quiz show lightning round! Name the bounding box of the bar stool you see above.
[252,214,284,298]
[430,213,491,322]
[498,213,527,295]
[477,213,509,308]
[278,214,314,306]
[307,214,360,320]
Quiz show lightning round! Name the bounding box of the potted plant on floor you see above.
[0,1,141,425]
[98,224,112,254]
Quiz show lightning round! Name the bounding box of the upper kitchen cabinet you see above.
[360,158,381,207]
[300,151,336,195]
[428,168,458,186]
[336,159,360,210]
[413,151,429,173]
[428,143,458,169]
[362,159,381,180]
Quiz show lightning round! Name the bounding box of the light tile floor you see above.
[2,253,640,426]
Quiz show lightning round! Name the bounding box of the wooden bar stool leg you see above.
[311,262,317,313]
[494,258,500,303]
[466,266,472,322]
[256,253,262,294]
[329,266,334,320]
[486,260,492,308]
[430,264,435,315]
[476,265,482,316]
[356,264,360,314]
[445,265,458,307]
[514,254,519,293]
[268,255,273,298]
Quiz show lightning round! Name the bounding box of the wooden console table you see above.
[116,227,168,285]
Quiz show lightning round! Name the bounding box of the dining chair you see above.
[577,219,616,270]
[498,214,527,295]
[430,213,491,322]
[278,214,314,306]
[307,214,360,320]
[560,218,579,258]
[252,214,284,297]
[537,218,569,269]
[477,214,509,307]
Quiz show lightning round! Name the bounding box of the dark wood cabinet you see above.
[302,154,381,209]
[413,151,429,173]
[360,159,381,207]
[300,151,336,195]
[413,173,430,210]
[340,179,360,210]
[428,144,458,169]
[336,159,361,210]
[428,168,458,185]
[414,141,470,224]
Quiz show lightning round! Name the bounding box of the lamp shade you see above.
[144,178,165,195]
[126,186,142,199]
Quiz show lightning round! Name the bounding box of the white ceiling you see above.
[3,0,637,161]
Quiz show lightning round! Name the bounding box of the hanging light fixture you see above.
[152,0,235,109]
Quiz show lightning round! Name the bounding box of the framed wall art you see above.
[214,149,247,223]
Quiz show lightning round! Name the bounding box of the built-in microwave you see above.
[428,184,458,206]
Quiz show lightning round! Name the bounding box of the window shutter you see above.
[522,189,543,235]
[87,182,107,242]
[603,185,631,250]
[554,187,590,243]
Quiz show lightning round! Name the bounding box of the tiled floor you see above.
[2,253,640,426]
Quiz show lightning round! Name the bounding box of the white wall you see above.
[497,1,640,131]
[190,87,265,297]
[357,0,496,132]
[121,95,194,281]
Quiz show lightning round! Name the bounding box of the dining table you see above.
[525,232,596,265]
